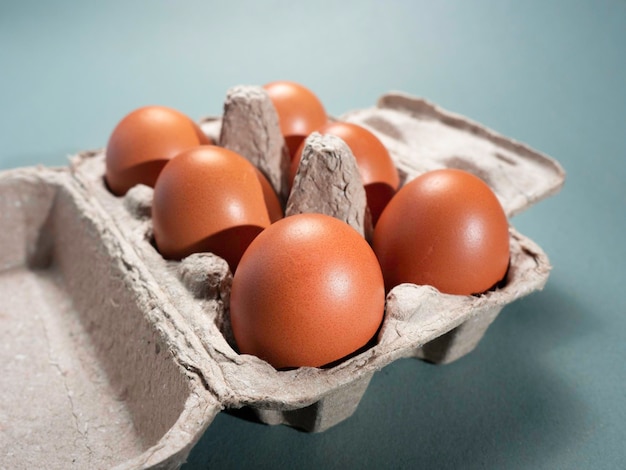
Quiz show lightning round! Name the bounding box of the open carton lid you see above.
[341,91,565,218]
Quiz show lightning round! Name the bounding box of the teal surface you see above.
[1,1,625,468]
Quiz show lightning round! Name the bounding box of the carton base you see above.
[415,306,503,364]
[0,170,220,469]
[0,266,143,469]
[251,372,375,432]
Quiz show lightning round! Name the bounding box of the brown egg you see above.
[152,145,270,271]
[262,81,327,159]
[105,105,211,196]
[230,213,385,369]
[373,169,510,295]
[291,121,399,225]
[254,168,283,223]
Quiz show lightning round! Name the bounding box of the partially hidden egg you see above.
[152,145,270,271]
[262,81,327,159]
[105,105,211,196]
[373,169,510,295]
[230,213,385,369]
[291,121,400,225]
[254,168,283,223]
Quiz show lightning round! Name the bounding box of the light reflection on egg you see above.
[105,105,211,196]
[373,169,510,295]
[230,213,385,369]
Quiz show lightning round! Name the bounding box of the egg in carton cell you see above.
[72,87,564,431]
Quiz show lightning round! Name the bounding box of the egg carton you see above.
[0,91,564,469]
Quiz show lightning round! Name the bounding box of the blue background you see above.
[1,1,624,468]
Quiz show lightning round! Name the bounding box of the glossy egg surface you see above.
[105,105,211,195]
[152,145,270,270]
[373,169,510,295]
[230,213,385,369]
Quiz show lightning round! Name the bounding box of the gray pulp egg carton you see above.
[0,90,564,469]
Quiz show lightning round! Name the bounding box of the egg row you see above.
[103,82,510,370]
